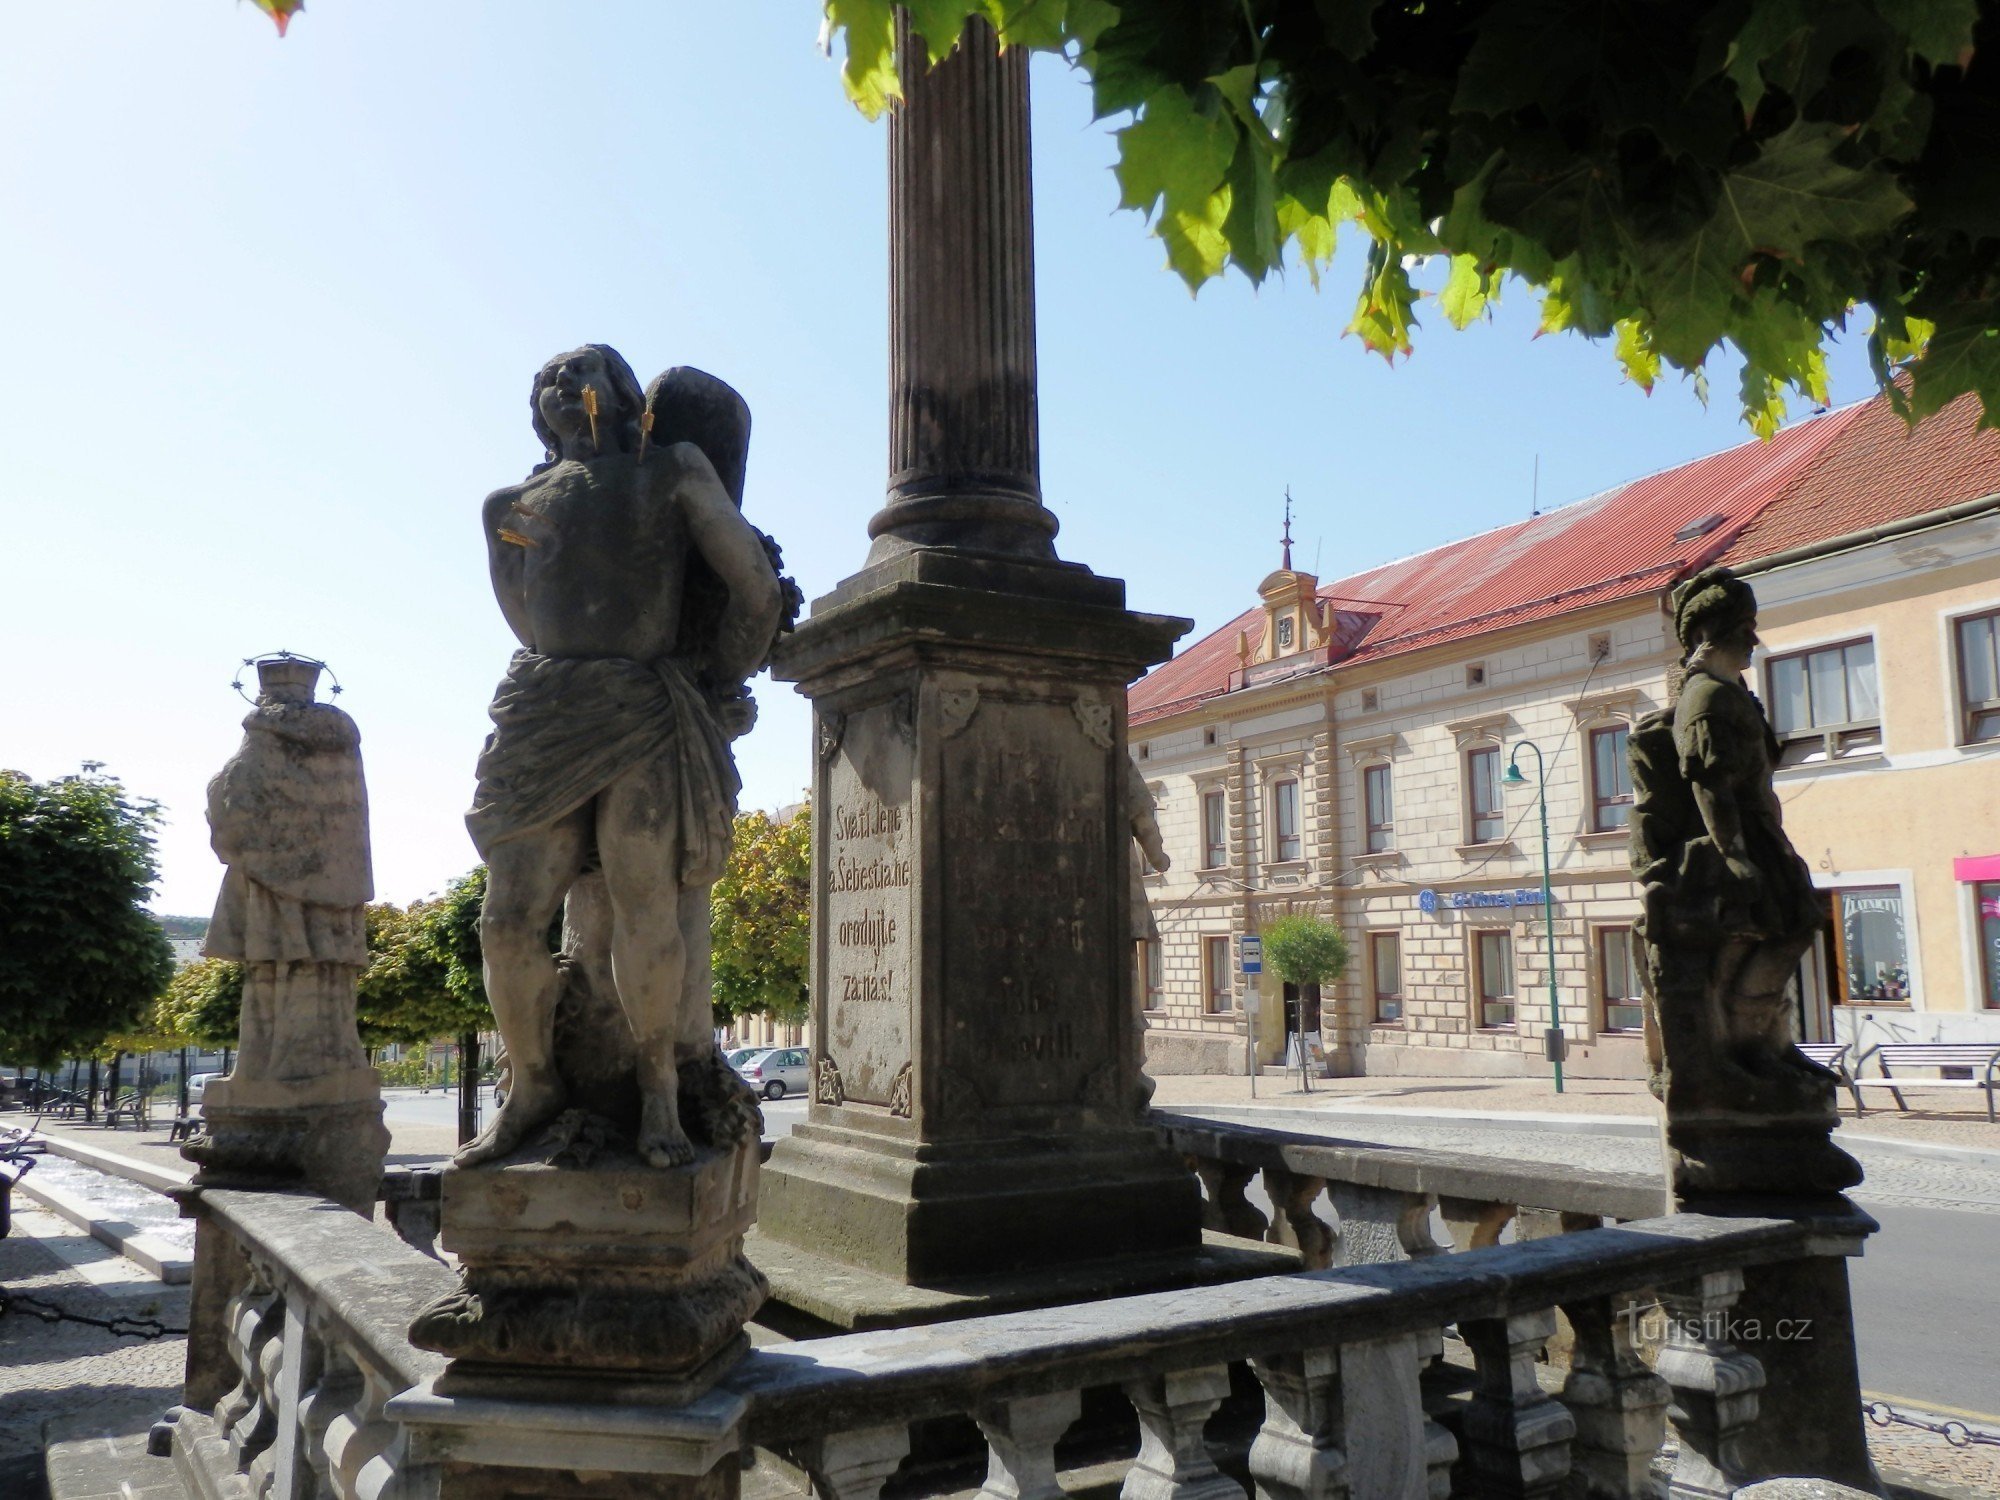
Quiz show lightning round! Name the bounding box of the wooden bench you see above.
[1850,1043,2000,1121]
[104,1091,148,1129]
[1795,1042,1865,1113]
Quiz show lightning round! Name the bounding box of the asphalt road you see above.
[380,1089,1997,1418]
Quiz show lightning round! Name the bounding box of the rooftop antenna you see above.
[1531,454,1541,518]
[1281,486,1294,570]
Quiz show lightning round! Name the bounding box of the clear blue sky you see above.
[1,3,1882,919]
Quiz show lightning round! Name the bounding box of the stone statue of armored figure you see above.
[188,654,388,1213]
[1628,567,1860,1199]
[459,345,798,1170]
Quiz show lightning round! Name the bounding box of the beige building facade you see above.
[1130,394,2000,1079]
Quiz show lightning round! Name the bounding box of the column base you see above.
[183,1069,387,1214]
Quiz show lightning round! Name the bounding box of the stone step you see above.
[43,1423,185,1500]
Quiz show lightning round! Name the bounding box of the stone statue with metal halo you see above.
[186,652,388,1213]
[1628,565,1862,1200]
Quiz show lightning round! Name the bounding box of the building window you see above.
[1599,927,1643,1032]
[1201,789,1227,869]
[1370,933,1402,1023]
[1833,886,1913,1004]
[1205,936,1234,1014]
[1204,726,1219,747]
[1766,639,1881,765]
[1137,742,1150,761]
[1590,725,1633,831]
[1957,610,2000,745]
[1979,883,2000,1010]
[1138,940,1163,1011]
[1466,663,1486,688]
[1361,688,1380,712]
[1272,778,1301,861]
[1466,745,1504,843]
[1475,930,1516,1028]
[1363,764,1394,853]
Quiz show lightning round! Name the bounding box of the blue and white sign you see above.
[1239,935,1262,974]
[1419,888,1550,917]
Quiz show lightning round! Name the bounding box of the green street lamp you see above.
[1504,742,1566,1094]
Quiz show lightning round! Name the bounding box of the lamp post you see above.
[1505,742,1565,1094]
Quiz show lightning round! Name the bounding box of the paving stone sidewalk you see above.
[1149,1072,2000,1153]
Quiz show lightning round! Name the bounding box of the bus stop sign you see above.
[1239,935,1262,974]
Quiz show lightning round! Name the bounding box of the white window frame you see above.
[1362,762,1395,854]
[1764,635,1883,766]
[1200,786,1228,871]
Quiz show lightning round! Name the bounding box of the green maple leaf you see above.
[1614,318,1660,391]
[907,0,982,62]
[1439,254,1498,329]
[1902,0,1980,68]
[1350,239,1417,358]
[986,0,1069,52]
[826,0,903,119]
[1160,186,1234,289]
[1115,85,1240,220]
[1908,308,2000,425]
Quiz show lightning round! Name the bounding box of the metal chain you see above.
[0,1288,188,1340]
[1866,1399,2000,1449]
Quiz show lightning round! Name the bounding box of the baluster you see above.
[300,1341,362,1500]
[1192,1156,1270,1241]
[1459,1308,1575,1498]
[1123,1366,1244,1500]
[1248,1348,1346,1500]
[794,1423,913,1500]
[321,1357,424,1500]
[1558,1291,1670,1500]
[1337,1333,1456,1499]
[1437,1196,1516,1252]
[1262,1167,1334,1268]
[976,1391,1081,1500]
[1324,1183,1433,1266]
[223,1288,283,1476]
[1656,1269,1764,1500]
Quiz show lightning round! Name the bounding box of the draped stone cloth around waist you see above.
[466,650,737,885]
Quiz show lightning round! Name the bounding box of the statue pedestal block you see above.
[756,552,1206,1311]
[410,1132,766,1399]
[185,1066,387,1214]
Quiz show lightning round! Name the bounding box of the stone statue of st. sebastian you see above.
[189,653,387,1212]
[1629,566,1860,1199]
[459,345,788,1171]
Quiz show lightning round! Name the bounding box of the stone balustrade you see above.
[1154,1113,1667,1268]
[173,1172,1874,1499]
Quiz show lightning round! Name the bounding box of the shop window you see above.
[1272,777,1302,861]
[1466,745,1504,843]
[1766,639,1881,765]
[1371,932,1402,1023]
[1201,789,1228,869]
[1364,764,1394,853]
[1599,927,1643,1032]
[1979,883,2000,1010]
[1204,936,1234,1014]
[1832,886,1913,1004]
[1590,725,1633,830]
[1957,610,2000,745]
[1475,929,1516,1028]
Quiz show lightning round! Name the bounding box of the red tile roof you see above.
[1721,392,2000,565]
[1129,392,2000,725]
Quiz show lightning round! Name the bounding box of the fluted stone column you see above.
[871,12,1055,563]
[750,13,1241,1321]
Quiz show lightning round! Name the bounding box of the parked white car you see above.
[187,1072,223,1106]
[734,1047,808,1100]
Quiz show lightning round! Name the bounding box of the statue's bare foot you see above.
[454,1071,566,1167]
[637,1091,695,1169]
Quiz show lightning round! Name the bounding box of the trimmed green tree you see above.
[0,768,176,1068]
[1260,913,1351,993]
[710,807,811,1027]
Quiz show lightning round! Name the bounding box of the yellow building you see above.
[1128,394,2000,1078]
